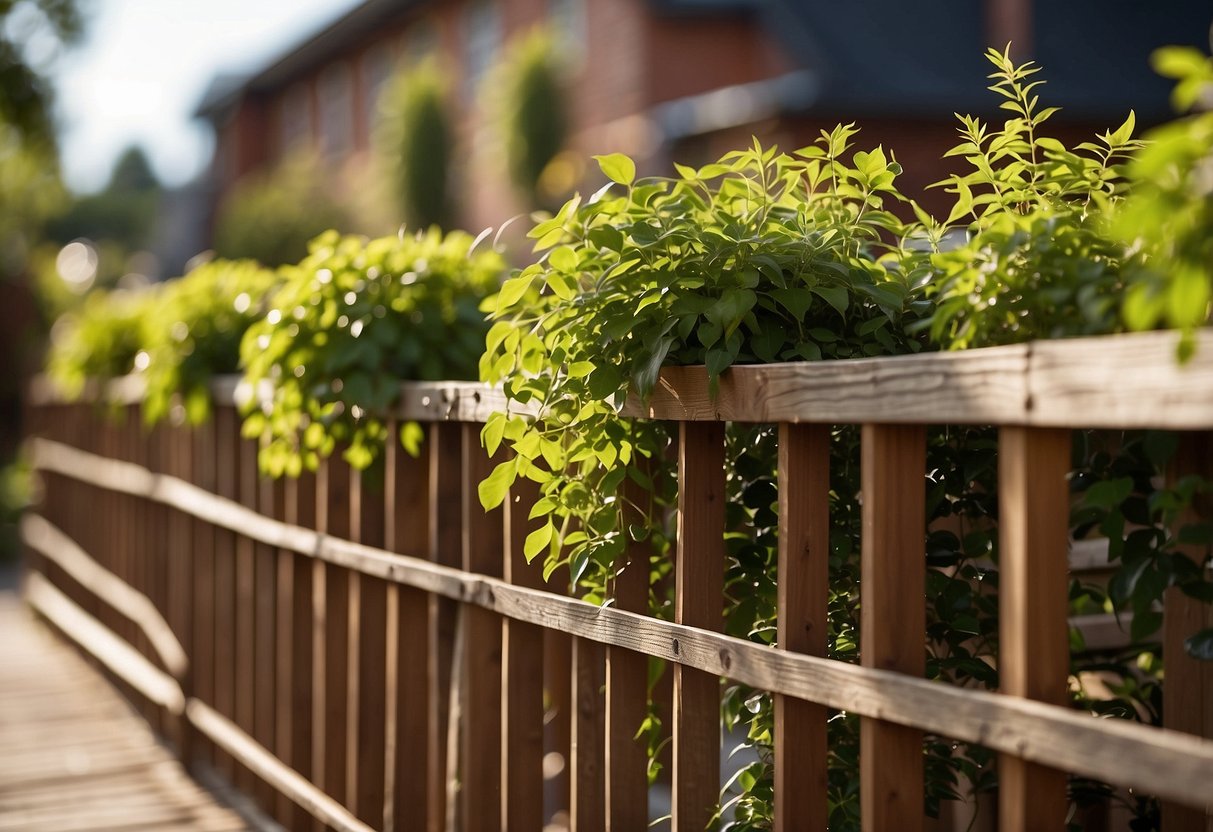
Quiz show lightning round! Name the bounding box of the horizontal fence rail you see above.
[22,330,1213,832]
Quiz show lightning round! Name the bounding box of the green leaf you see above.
[524,521,554,562]
[549,245,578,272]
[594,153,636,186]
[1083,477,1133,510]
[496,275,535,313]
[478,458,517,511]
[810,285,849,317]
[588,364,623,400]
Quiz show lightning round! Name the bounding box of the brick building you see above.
[195,0,1212,234]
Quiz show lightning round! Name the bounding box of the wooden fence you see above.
[20,329,1213,832]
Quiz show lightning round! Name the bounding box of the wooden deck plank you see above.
[0,591,256,832]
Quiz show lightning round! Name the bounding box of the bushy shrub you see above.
[45,285,154,398]
[239,228,504,476]
[139,258,278,424]
[496,28,569,208]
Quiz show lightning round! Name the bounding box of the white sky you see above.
[52,0,363,193]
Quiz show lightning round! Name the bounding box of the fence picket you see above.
[859,424,926,832]
[286,471,317,831]
[428,422,463,832]
[503,475,546,831]
[384,425,431,831]
[459,422,505,831]
[347,467,388,829]
[212,404,239,780]
[605,476,651,831]
[672,421,726,832]
[1162,432,1213,829]
[191,416,217,767]
[571,636,606,832]
[997,427,1071,830]
[775,423,830,832]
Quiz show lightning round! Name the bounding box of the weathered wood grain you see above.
[672,422,725,832]
[774,423,829,832]
[459,423,504,832]
[503,476,546,831]
[998,427,1071,831]
[860,424,926,831]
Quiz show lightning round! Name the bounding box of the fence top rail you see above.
[28,329,1213,429]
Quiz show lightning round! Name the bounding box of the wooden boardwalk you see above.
[0,585,260,832]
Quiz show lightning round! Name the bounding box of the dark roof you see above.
[195,0,419,120]
[762,0,1213,124]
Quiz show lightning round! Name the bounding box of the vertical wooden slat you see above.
[1162,431,1213,829]
[672,421,726,832]
[271,476,296,825]
[860,423,926,832]
[775,423,830,832]
[347,466,388,829]
[213,404,238,780]
[459,422,504,832]
[287,471,317,831]
[252,454,277,809]
[998,427,1071,831]
[192,416,217,767]
[427,422,462,832]
[571,636,606,832]
[545,627,573,826]
[503,475,546,831]
[384,425,431,832]
[314,454,351,819]
[606,477,651,831]
[168,420,196,764]
[234,435,258,795]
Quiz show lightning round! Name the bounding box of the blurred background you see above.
[1,0,1211,561]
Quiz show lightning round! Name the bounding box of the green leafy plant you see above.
[139,258,278,425]
[45,284,154,399]
[921,46,1141,349]
[375,59,454,230]
[1117,47,1213,359]
[240,228,503,476]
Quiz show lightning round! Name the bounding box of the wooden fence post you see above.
[428,422,463,832]
[1162,431,1213,829]
[998,427,1071,830]
[605,475,651,831]
[672,421,726,832]
[775,423,830,832]
[347,463,388,829]
[459,422,505,832]
[384,422,431,832]
[314,452,352,825]
[503,475,546,830]
[860,424,925,832]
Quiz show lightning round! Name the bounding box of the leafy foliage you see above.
[239,229,503,476]
[921,46,1141,349]
[1117,47,1213,359]
[376,59,454,230]
[479,134,919,585]
[45,285,153,398]
[139,258,278,425]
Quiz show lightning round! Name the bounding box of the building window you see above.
[278,83,312,155]
[360,44,393,137]
[319,62,354,157]
[463,0,500,100]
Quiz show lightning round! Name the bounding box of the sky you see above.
[51,0,364,194]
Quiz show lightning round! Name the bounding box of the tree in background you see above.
[496,28,569,210]
[212,151,348,267]
[0,0,81,149]
[375,59,453,230]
